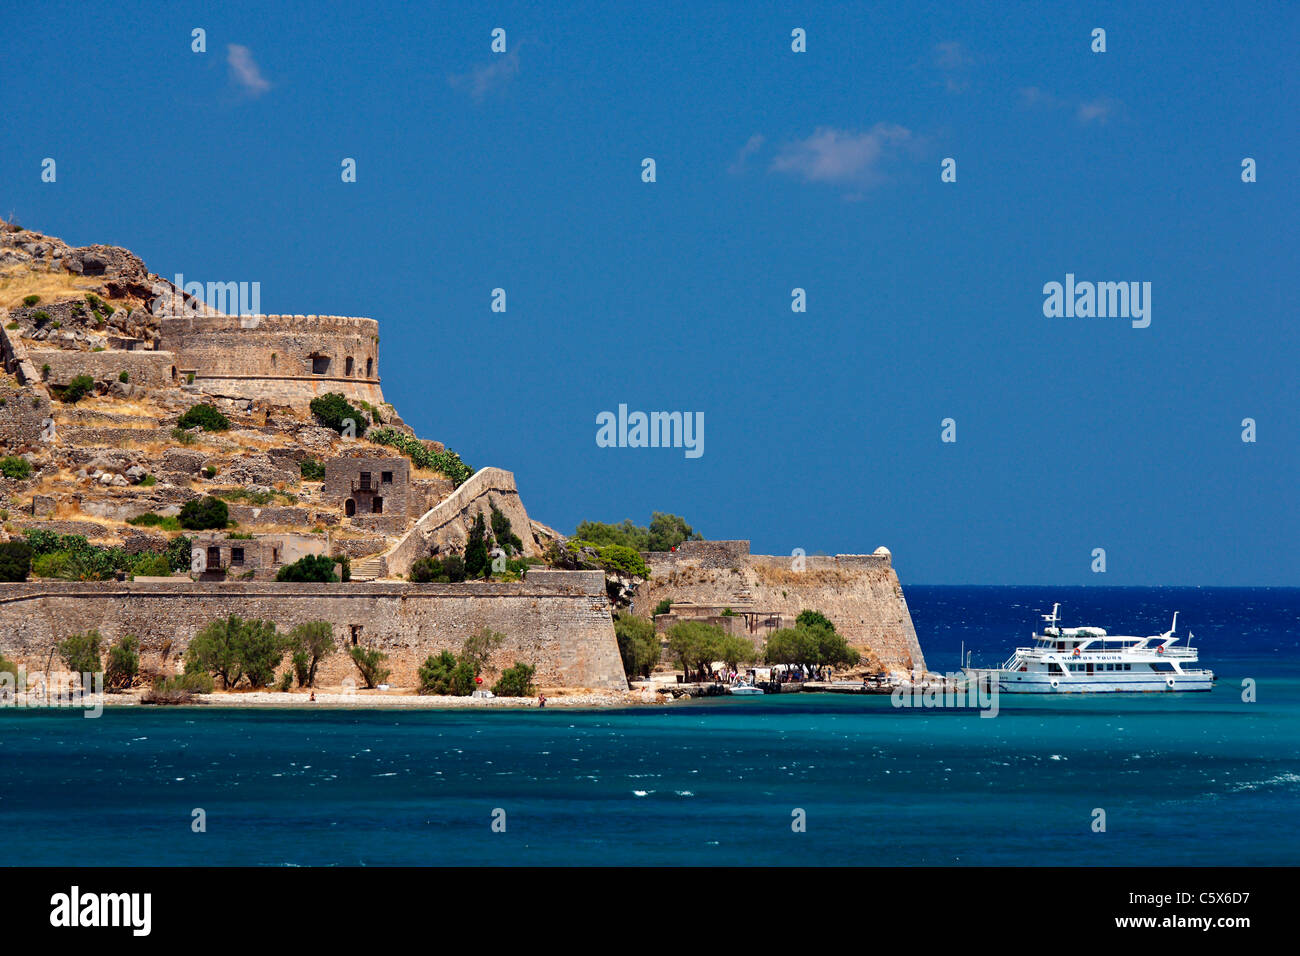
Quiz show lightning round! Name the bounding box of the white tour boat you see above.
[967,604,1215,693]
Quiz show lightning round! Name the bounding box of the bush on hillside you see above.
[179,496,229,530]
[176,403,230,432]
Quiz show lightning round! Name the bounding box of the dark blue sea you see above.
[2,586,1297,866]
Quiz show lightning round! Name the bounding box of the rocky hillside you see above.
[0,219,549,571]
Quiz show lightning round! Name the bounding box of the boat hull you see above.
[992,673,1214,693]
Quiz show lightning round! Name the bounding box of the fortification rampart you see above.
[382,466,542,577]
[0,573,626,691]
[158,313,383,405]
[635,541,927,674]
[28,348,179,389]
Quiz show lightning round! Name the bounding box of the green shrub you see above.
[464,512,490,578]
[0,455,32,480]
[179,496,229,530]
[170,427,196,445]
[22,294,39,306]
[166,534,192,572]
[547,539,651,579]
[176,403,230,432]
[61,374,95,404]
[573,513,702,552]
[367,427,473,486]
[276,669,294,691]
[185,615,282,689]
[615,615,661,680]
[417,650,459,694]
[287,621,335,687]
[349,646,390,689]
[118,371,129,383]
[5,321,17,330]
[131,554,173,578]
[239,619,285,689]
[490,503,524,555]
[275,554,340,583]
[0,654,20,685]
[299,458,325,481]
[202,466,217,479]
[58,631,103,688]
[492,662,537,697]
[653,598,673,617]
[128,512,181,531]
[309,393,365,435]
[144,670,214,703]
[0,540,32,581]
[139,474,156,487]
[32,310,51,325]
[105,635,140,689]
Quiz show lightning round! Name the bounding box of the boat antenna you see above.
[1041,603,1060,630]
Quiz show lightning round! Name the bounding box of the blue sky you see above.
[3,1,1297,585]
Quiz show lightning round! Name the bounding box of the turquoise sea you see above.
[1,586,1297,866]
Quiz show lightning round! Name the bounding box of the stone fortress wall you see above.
[632,540,928,674]
[28,348,179,389]
[381,467,544,578]
[158,313,384,405]
[0,572,628,691]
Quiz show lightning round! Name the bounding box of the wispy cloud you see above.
[449,48,521,101]
[931,41,975,93]
[770,124,913,187]
[1020,86,1121,125]
[728,134,765,174]
[1076,98,1118,125]
[226,44,271,97]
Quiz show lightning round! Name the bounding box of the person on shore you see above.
[538,693,546,708]
[309,691,316,702]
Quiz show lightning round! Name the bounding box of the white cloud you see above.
[728,134,765,174]
[770,124,913,186]
[1021,87,1120,125]
[449,48,520,101]
[226,44,271,97]
[932,41,974,92]
[1076,98,1117,124]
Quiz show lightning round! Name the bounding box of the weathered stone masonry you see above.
[0,571,627,691]
[632,541,927,674]
[158,313,383,406]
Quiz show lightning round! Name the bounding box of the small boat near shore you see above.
[966,603,1215,693]
[727,682,765,696]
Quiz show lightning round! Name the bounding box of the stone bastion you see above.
[158,313,384,405]
[633,540,928,674]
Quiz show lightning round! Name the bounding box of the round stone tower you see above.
[159,313,383,406]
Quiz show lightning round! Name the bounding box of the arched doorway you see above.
[345,498,356,517]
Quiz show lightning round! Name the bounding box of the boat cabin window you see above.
[1151,661,1174,672]
[1048,663,1063,673]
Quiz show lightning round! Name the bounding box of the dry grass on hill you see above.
[0,270,105,310]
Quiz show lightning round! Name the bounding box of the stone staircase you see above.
[350,555,386,581]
